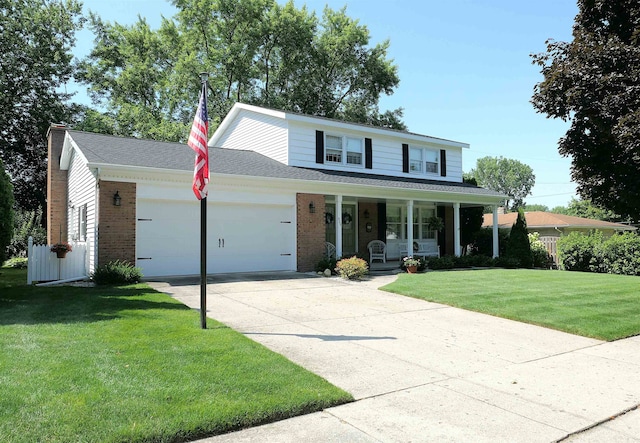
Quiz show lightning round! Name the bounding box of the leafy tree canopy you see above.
[76,0,405,141]
[0,0,84,211]
[468,156,535,211]
[551,197,622,222]
[531,0,640,220]
[521,204,549,212]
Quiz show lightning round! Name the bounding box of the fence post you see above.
[27,236,34,285]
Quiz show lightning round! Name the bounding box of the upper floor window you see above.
[409,145,439,175]
[325,134,363,166]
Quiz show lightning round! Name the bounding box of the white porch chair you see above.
[367,240,387,263]
[399,243,408,257]
[325,241,336,259]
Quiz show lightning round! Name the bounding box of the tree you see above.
[531,0,640,220]
[505,208,532,268]
[0,0,84,211]
[468,156,535,211]
[551,197,620,222]
[0,158,14,263]
[522,204,549,212]
[77,0,404,140]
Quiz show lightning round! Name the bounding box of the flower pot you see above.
[56,250,67,259]
[406,265,418,274]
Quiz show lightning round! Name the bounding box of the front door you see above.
[325,203,357,256]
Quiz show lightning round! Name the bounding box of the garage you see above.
[136,199,295,277]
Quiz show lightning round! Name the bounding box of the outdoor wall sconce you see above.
[363,209,370,219]
[309,201,315,213]
[113,191,121,206]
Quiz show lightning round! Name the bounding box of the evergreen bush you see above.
[505,208,533,268]
[91,260,143,285]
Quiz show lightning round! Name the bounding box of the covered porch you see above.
[320,195,501,265]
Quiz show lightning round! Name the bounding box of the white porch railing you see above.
[27,237,88,284]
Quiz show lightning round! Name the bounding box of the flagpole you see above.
[199,72,208,330]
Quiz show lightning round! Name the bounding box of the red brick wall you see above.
[98,181,136,266]
[296,193,326,272]
[357,201,378,257]
[47,126,68,244]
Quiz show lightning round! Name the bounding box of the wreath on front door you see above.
[342,212,353,224]
[325,212,334,224]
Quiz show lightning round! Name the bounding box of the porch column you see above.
[406,200,414,256]
[453,202,461,257]
[335,195,343,258]
[492,205,499,258]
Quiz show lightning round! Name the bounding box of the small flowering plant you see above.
[402,256,420,267]
[50,242,73,253]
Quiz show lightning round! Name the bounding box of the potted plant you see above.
[403,256,420,274]
[51,242,72,258]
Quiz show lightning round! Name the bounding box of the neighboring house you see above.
[482,211,636,237]
[482,211,636,266]
[47,103,505,277]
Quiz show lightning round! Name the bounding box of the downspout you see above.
[94,168,101,274]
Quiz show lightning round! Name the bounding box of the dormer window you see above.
[409,145,439,175]
[325,134,363,166]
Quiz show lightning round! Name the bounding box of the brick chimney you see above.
[47,124,68,244]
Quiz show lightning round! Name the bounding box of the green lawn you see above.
[0,268,352,443]
[381,268,640,341]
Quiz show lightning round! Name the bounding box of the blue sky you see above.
[75,0,579,208]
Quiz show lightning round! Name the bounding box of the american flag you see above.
[188,84,209,199]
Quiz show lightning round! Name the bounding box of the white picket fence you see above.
[27,236,88,284]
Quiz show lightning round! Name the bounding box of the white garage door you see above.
[136,199,295,277]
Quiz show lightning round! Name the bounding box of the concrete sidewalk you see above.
[148,273,640,442]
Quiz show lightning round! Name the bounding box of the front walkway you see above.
[148,273,640,442]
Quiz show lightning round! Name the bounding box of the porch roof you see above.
[66,130,504,200]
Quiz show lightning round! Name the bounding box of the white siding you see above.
[66,149,97,273]
[288,121,464,183]
[216,109,288,163]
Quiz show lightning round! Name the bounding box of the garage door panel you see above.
[137,199,294,277]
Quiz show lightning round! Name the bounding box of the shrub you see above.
[3,257,28,269]
[557,231,604,272]
[528,232,552,268]
[494,256,521,269]
[505,208,533,268]
[469,227,509,257]
[91,260,143,285]
[425,255,455,270]
[335,256,368,280]
[316,257,337,274]
[600,232,640,276]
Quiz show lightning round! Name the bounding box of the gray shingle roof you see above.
[67,130,504,198]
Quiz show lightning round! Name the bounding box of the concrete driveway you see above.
[148,272,640,442]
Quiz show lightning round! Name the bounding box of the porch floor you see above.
[369,259,402,274]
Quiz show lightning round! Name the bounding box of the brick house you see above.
[47,103,504,277]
